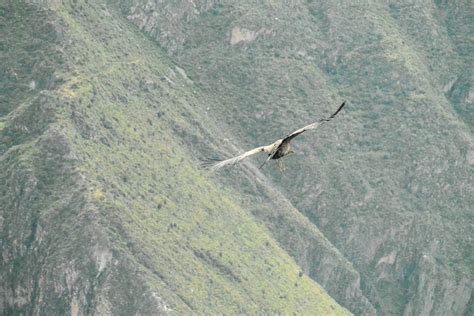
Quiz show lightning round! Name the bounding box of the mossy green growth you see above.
[0,1,350,314]
[114,1,473,315]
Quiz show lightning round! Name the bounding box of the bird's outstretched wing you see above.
[207,145,268,171]
[280,101,346,144]
[205,101,346,171]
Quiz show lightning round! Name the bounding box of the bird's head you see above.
[287,150,295,155]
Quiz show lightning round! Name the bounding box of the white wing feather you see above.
[285,122,322,139]
[211,146,268,171]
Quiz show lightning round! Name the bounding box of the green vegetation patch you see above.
[0,1,349,314]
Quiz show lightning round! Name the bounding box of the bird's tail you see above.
[199,157,222,170]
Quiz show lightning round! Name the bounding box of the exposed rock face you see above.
[229,27,270,45]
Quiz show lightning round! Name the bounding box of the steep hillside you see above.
[119,0,474,315]
[0,1,350,315]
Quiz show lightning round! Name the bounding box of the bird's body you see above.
[271,140,290,159]
[207,101,346,171]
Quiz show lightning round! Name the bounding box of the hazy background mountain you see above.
[1,0,472,315]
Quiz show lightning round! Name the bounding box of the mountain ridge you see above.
[1,0,472,315]
[1,1,352,314]
[118,0,473,315]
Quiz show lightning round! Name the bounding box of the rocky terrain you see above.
[1,0,472,315]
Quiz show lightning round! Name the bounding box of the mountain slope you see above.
[118,0,473,315]
[0,1,350,314]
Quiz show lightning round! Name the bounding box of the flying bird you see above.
[208,101,347,171]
